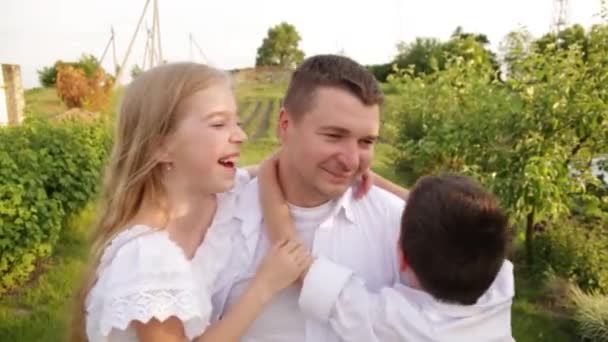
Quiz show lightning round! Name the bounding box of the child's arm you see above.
[258,156,297,242]
[355,170,409,200]
[298,258,413,342]
[194,240,311,342]
[134,240,311,342]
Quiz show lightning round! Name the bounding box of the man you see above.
[212,54,405,341]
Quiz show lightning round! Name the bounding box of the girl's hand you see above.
[252,239,313,296]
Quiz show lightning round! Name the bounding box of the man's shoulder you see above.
[354,185,406,215]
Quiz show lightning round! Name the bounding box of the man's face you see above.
[279,86,380,203]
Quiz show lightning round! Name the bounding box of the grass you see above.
[511,266,579,341]
[24,88,66,118]
[235,81,287,101]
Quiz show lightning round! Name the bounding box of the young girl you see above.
[71,62,311,342]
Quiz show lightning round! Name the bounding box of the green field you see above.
[0,81,580,342]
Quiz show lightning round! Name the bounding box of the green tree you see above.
[499,28,534,77]
[394,37,444,75]
[389,27,608,263]
[392,27,499,77]
[37,66,58,87]
[255,22,305,68]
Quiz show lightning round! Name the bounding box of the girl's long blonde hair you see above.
[69,62,229,342]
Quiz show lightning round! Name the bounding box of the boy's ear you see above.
[398,247,409,272]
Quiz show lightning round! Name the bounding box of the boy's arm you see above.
[298,258,413,342]
[258,156,297,242]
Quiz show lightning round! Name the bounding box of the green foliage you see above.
[255,22,305,68]
[0,205,94,342]
[389,25,608,262]
[394,37,445,75]
[73,54,101,78]
[569,286,608,341]
[0,118,112,296]
[533,220,608,295]
[377,27,499,81]
[366,63,393,82]
[37,67,58,88]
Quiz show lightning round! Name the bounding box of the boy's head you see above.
[399,174,509,305]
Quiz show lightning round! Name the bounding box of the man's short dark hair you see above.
[283,54,384,121]
[399,174,509,305]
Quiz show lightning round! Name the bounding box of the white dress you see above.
[85,169,250,342]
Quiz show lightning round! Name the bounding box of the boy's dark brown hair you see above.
[283,54,384,121]
[399,174,509,305]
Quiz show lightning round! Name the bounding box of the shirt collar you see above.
[235,179,358,239]
[394,260,515,318]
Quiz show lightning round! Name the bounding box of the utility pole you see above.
[551,0,570,34]
[114,0,152,87]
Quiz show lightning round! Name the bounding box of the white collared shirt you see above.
[211,178,405,342]
[300,258,515,342]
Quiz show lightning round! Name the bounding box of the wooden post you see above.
[0,64,25,126]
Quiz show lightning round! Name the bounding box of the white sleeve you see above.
[97,233,211,340]
[299,258,420,342]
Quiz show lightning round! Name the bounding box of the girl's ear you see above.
[152,135,172,164]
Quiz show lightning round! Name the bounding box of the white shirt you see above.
[85,169,250,342]
[212,178,406,342]
[300,258,515,342]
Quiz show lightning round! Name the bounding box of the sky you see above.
[0,0,603,89]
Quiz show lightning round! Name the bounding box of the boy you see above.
[261,164,514,342]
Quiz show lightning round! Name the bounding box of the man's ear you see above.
[277,108,290,144]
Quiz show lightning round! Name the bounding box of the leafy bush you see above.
[533,220,608,294]
[37,66,58,88]
[0,118,112,296]
[56,66,89,108]
[367,63,393,82]
[56,65,114,111]
[38,54,114,111]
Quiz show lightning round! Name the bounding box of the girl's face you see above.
[162,81,247,194]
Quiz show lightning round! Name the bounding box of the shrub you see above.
[56,66,89,108]
[0,118,112,296]
[533,220,608,294]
